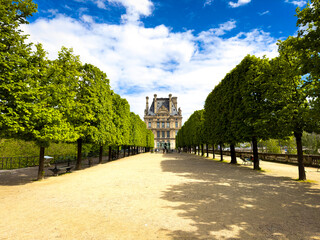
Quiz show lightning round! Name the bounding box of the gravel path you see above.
[0,153,319,239]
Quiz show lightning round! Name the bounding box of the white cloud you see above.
[81,14,94,23]
[107,0,153,22]
[229,0,251,8]
[285,0,307,7]
[94,0,107,9]
[259,10,270,16]
[198,20,236,38]
[204,0,214,7]
[22,14,278,122]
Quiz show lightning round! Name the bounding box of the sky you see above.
[22,0,307,122]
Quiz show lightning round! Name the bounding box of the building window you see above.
[175,130,178,136]
[162,122,165,128]
[162,131,165,138]
[157,122,160,128]
[167,131,170,138]
[148,122,151,128]
[175,121,178,128]
[157,142,160,148]
[157,131,160,138]
[167,122,170,128]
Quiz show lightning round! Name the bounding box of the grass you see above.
[294,179,317,184]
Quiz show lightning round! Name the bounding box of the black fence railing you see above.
[204,150,320,167]
[0,156,39,170]
[0,147,149,170]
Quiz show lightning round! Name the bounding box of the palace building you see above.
[144,94,182,150]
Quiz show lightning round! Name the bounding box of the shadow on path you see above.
[161,153,320,239]
[0,157,108,186]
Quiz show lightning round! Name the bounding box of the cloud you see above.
[81,14,94,23]
[259,10,270,16]
[204,0,214,7]
[285,0,307,7]
[94,0,107,9]
[229,0,251,8]
[22,14,278,122]
[197,20,236,38]
[107,0,154,22]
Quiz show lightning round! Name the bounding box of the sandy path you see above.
[0,153,319,239]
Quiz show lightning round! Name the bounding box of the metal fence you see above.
[208,150,320,167]
[0,148,140,170]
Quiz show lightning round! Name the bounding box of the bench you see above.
[240,156,253,165]
[44,156,54,167]
[49,166,73,176]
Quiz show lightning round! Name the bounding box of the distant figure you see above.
[163,146,167,154]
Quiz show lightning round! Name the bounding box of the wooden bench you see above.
[49,166,73,176]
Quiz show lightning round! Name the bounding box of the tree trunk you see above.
[212,144,215,159]
[37,146,45,180]
[294,131,306,180]
[76,138,82,170]
[117,146,120,159]
[230,143,237,164]
[220,143,223,161]
[201,144,204,156]
[252,136,260,170]
[99,145,103,164]
[206,144,209,157]
[108,146,112,161]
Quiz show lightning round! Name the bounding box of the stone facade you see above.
[144,94,182,150]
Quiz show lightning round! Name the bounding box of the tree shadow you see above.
[0,156,109,186]
[161,153,320,239]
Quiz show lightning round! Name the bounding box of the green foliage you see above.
[302,132,320,154]
[129,112,149,147]
[0,0,37,137]
[259,139,281,154]
[112,93,131,146]
[79,63,114,146]
[0,138,76,157]
[296,0,320,79]
[176,110,205,148]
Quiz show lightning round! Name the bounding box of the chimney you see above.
[154,94,157,114]
[169,94,172,114]
[145,96,149,114]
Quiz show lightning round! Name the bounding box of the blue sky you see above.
[23,0,307,121]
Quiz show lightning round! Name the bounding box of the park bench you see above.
[240,156,253,165]
[49,165,73,176]
[44,156,54,167]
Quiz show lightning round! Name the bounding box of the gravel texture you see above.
[0,152,319,240]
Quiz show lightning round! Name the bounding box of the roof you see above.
[146,97,179,116]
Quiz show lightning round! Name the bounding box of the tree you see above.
[111,93,131,157]
[295,0,320,137]
[296,0,320,80]
[80,63,114,164]
[0,0,37,137]
[266,38,314,180]
[204,83,229,161]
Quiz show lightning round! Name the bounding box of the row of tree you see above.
[176,1,320,180]
[1,0,154,179]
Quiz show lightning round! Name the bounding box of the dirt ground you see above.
[0,153,319,240]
